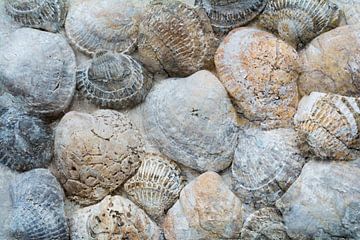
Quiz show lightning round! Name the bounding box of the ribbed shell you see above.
[138,1,217,77]
[259,0,340,48]
[5,0,68,32]
[124,153,184,220]
[77,52,153,109]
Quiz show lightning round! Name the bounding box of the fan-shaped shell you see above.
[259,0,341,49]
[77,52,153,109]
[124,153,184,220]
[138,1,217,77]
[5,0,68,32]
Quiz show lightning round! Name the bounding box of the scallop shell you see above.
[124,153,184,220]
[5,0,68,32]
[77,52,153,109]
[138,0,218,77]
[9,169,69,240]
[259,0,341,49]
[0,107,53,172]
[195,0,268,32]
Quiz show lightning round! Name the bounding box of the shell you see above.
[0,107,53,172]
[194,0,268,32]
[76,52,153,109]
[124,153,184,220]
[5,0,68,32]
[295,92,360,160]
[9,169,69,240]
[65,0,143,56]
[259,0,341,49]
[138,1,218,77]
[332,0,360,25]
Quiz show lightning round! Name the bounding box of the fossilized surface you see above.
[332,0,360,25]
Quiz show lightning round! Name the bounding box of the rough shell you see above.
[52,110,145,205]
[0,108,53,172]
[76,52,153,110]
[0,28,76,119]
[138,1,217,77]
[259,0,340,49]
[9,169,69,240]
[124,153,184,220]
[70,195,161,240]
[142,70,239,172]
[295,92,360,160]
[215,28,299,129]
[195,0,268,32]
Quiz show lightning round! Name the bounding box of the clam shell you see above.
[76,52,153,110]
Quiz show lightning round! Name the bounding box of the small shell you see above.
[259,0,341,49]
[5,0,68,32]
[77,52,153,109]
[124,153,184,220]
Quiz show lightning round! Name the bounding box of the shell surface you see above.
[138,1,217,77]
[76,52,153,109]
[333,0,360,25]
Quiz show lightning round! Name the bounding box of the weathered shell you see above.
[295,92,360,160]
[124,153,184,220]
[9,169,69,240]
[65,0,142,56]
[5,0,68,32]
[142,70,239,172]
[76,52,153,109]
[259,0,341,49]
[332,0,360,25]
[195,0,268,32]
[0,107,53,172]
[138,1,218,77]
[70,195,161,240]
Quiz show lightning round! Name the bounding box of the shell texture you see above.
[259,0,341,49]
[138,1,218,77]
[76,52,153,109]
[9,169,69,240]
[0,107,53,172]
[124,153,184,220]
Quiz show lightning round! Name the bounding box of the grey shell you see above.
[5,0,68,32]
[9,169,69,240]
[76,52,153,109]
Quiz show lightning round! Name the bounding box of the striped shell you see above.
[124,153,184,220]
[259,0,341,49]
[5,0,68,32]
[138,1,217,77]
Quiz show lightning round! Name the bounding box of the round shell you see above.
[124,153,184,220]
[142,70,239,172]
[259,0,341,49]
[0,107,53,172]
[76,52,153,109]
[138,1,218,77]
[5,0,68,32]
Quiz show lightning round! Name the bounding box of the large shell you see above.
[195,0,268,32]
[5,0,68,32]
[138,1,217,77]
[76,52,153,109]
[295,92,360,160]
[9,169,69,240]
[259,0,341,49]
[0,107,53,172]
[124,153,184,220]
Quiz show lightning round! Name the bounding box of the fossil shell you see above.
[138,1,217,77]
[65,0,143,56]
[195,0,268,32]
[9,169,69,240]
[124,153,184,220]
[76,52,153,109]
[0,107,53,172]
[5,0,68,32]
[259,0,341,49]
[142,70,239,172]
[295,92,360,160]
